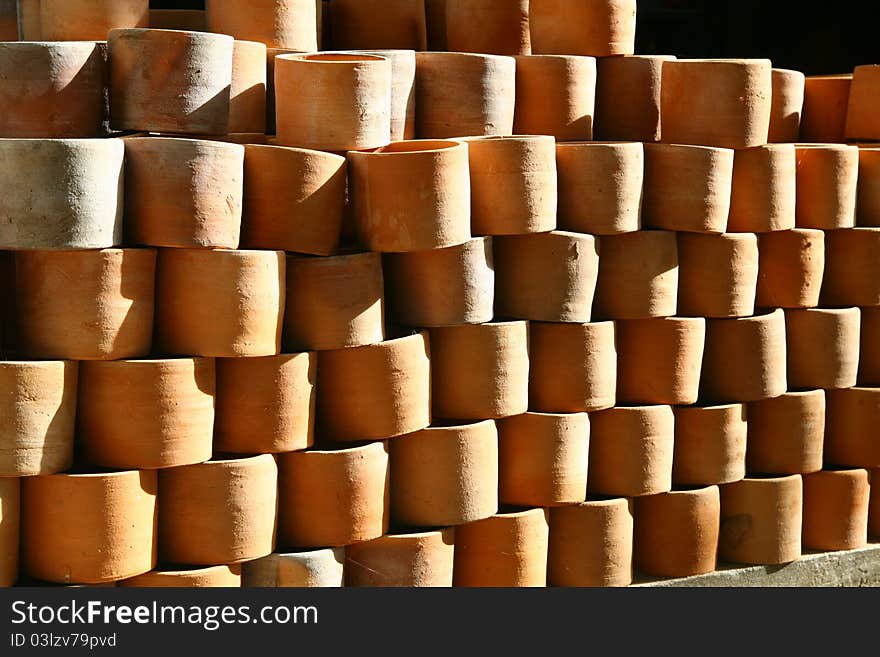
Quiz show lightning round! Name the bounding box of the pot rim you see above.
[364,139,465,155]
[415,51,516,63]
[668,57,772,65]
[244,143,346,162]
[0,40,105,48]
[294,441,387,457]
[805,73,852,80]
[108,27,233,42]
[793,142,858,150]
[673,402,744,412]
[286,250,378,265]
[455,134,555,143]
[278,52,387,64]
[135,565,235,577]
[420,418,496,432]
[644,142,734,154]
[122,135,245,151]
[556,140,643,148]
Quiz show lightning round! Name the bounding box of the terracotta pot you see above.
[802,469,869,551]
[14,249,156,360]
[424,0,446,50]
[22,471,157,584]
[513,55,596,141]
[429,321,528,420]
[821,228,880,307]
[445,0,529,55]
[529,0,636,57]
[205,0,319,50]
[594,55,674,142]
[329,0,426,50]
[588,405,674,497]
[275,53,390,151]
[453,508,549,587]
[768,69,805,143]
[642,143,733,233]
[727,144,796,233]
[845,65,880,141]
[345,529,454,587]
[278,441,389,547]
[871,469,880,538]
[794,144,858,229]
[857,147,880,227]
[159,455,278,565]
[215,353,314,454]
[390,421,498,526]
[242,549,345,587]
[17,0,40,39]
[347,50,415,141]
[673,404,747,486]
[384,238,493,326]
[349,140,471,252]
[265,47,304,134]
[40,0,148,40]
[677,233,759,318]
[801,74,851,142]
[108,29,234,135]
[593,230,678,320]
[149,9,207,31]
[528,320,616,413]
[120,565,241,588]
[755,229,824,308]
[0,139,122,250]
[825,388,880,467]
[556,141,643,235]
[155,248,285,358]
[494,231,599,322]
[700,310,787,403]
[462,135,557,236]
[747,390,825,475]
[317,332,430,441]
[784,308,860,390]
[229,40,267,134]
[0,477,19,587]
[0,42,105,138]
[859,308,880,385]
[634,486,720,578]
[414,52,515,138]
[124,137,243,249]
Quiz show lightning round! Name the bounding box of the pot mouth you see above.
[233,39,266,49]
[166,247,284,258]
[644,142,733,154]
[284,53,387,64]
[204,453,275,466]
[297,440,388,457]
[375,528,453,541]
[1,40,105,47]
[109,27,231,40]
[0,359,74,366]
[123,135,244,149]
[273,547,343,558]
[654,485,719,496]
[772,67,804,76]
[737,474,802,484]
[794,142,857,150]
[729,307,784,322]
[557,140,642,147]
[674,402,744,412]
[422,419,496,431]
[455,134,554,143]
[287,250,377,265]
[44,468,146,478]
[85,356,207,366]
[839,386,880,394]
[416,51,512,62]
[520,410,588,420]
[335,49,415,57]
[582,496,633,507]
[244,143,345,161]
[369,139,463,154]
[342,330,427,350]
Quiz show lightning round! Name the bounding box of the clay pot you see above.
[802,469,869,551]
[215,353,315,454]
[329,0,426,50]
[673,404,747,487]
[21,471,157,584]
[794,144,858,229]
[205,0,319,50]
[149,9,207,31]
[556,141,643,235]
[159,455,278,565]
[414,52,516,138]
[727,144,797,233]
[462,135,557,236]
[825,388,880,468]
[108,29,234,135]
[845,65,880,141]
[755,229,824,308]
[17,0,40,39]
[747,390,825,475]
[859,308,880,385]
[494,231,599,323]
[429,321,528,420]
[529,0,636,57]
[634,486,720,578]
[278,441,389,547]
[77,358,214,470]
[349,140,471,252]
[594,55,673,142]
[0,42,105,138]
[155,248,285,358]
[390,421,498,526]
[265,47,304,134]
[769,69,805,143]
[871,470,880,538]
[857,147,880,227]
[40,0,148,40]
[275,53,390,151]
[588,405,675,497]
[120,565,241,588]
[700,310,787,403]
[513,55,596,141]
[242,549,345,587]
[384,238,493,326]
[822,228,880,307]
[784,308,860,390]
[528,321,616,413]
[445,0,529,55]
[229,40,267,134]
[593,230,678,320]
[801,74,851,142]
[0,477,19,587]
[642,143,733,233]
[661,59,772,149]
[14,249,156,361]
[453,508,549,587]
[0,139,122,250]
[424,0,446,49]
[677,233,759,318]
[348,50,415,141]
[124,137,243,249]
[317,332,431,441]
[345,529,454,587]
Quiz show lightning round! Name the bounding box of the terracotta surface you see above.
[800,74,851,142]
[243,549,345,587]
[755,229,824,308]
[40,0,148,39]
[345,529,454,587]
[529,0,636,57]
[747,390,826,475]
[595,55,674,142]
[727,144,797,233]
[205,0,319,50]
[859,308,880,385]
[149,9,207,31]
[329,0,426,50]
[784,308,860,390]
[265,47,304,134]
[677,233,759,318]
[445,0,529,55]
[845,65,880,141]
[821,228,880,307]
[794,144,858,229]
[0,477,19,587]
[230,40,267,134]
[768,69,805,143]
[857,147,880,227]
[347,50,416,141]
[673,404,747,486]
[120,565,241,588]
[825,388,880,468]
[802,469,869,552]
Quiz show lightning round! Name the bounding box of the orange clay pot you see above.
[108,29,234,135]
[747,390,825,475]
[845,65,880,141]
[784,308,860,390]
[593,230,678,320]
[349,50,416,141]
[825,388,880,468]
[556,141,643,235]
[513,55,596,141]
[528,0,636,57]
[14,249,155,361]
[676,233,759,318]
[266,47,304,134]
[317,332,430,442]
[159,455,278,565]
[673,404,747,486]
[857,147,880,227]
[0,477,19,586]
[329,0,426,50]
[414,52,515,138]
[642,144,733,233]
[528,321,616,413]
[802,469,869,551]
[769,69,804,143]
[242,549,345,587]
[588,405,674,497]
[871,470,880,538]
[205,0,319,50]
[0,42,105,138]
[794,144,858,229]
[229,40,267,134]
[123,137,243,249]
[453,508,549,587]
[755,229,824,308]
[727,144,796,233]
[149,9,207,31]
[634,486,720,578]
[278,441,389,547]
[349,140,471,252]
[120,565,241,588]
[800,74,851,142]
[384,238,493,326]
[821,228,880,307]
[594,55,674,142]
[215,353,314,454]
[429,321,528,420]
[155,249,285,358]
[494,231,599,322]
[445,0,529,55]
[40,0,148,40]
[345,529,454,587]
[21,471,157,584]
[859,308,880,385]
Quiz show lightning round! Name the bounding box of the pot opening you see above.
[375,140,461,154]
[299,53,386,63]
